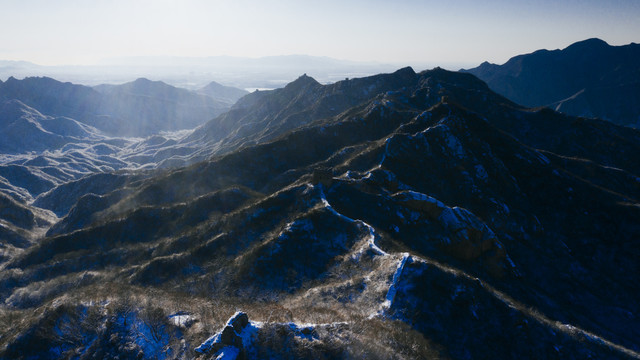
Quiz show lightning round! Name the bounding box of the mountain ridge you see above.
[463,38,640,127]
[0,67,639,359]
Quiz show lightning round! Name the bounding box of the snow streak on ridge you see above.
[317,183,387,257]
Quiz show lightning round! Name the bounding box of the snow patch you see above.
[400,190,440,203]
[168,313,193,328]
[214,346,240,360]
[362,222,388,256]
[382,253,410,310]
[379,137,391,167]
[196,333,222,353]
[238,321,261,349]
[286,322,320,341]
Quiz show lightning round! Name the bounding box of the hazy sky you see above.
[1,0,639,67]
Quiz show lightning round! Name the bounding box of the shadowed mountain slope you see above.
[463,38,640,127]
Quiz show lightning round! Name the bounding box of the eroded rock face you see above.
[220,326,242,348]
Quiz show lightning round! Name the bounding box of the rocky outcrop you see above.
[196,312,251,359]
[392,190,506,263]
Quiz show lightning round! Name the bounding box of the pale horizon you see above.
[1,0,639,68]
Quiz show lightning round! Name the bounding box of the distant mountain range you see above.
[1,67,639,359]
[0,76,236,137]
[0,55,403,90]
[463,38,640,127]
[196,80,249,105]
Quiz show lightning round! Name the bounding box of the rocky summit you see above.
[0,67,639,359]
